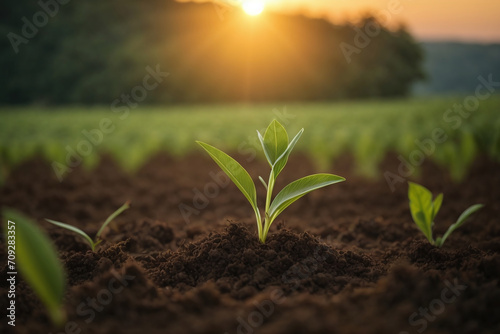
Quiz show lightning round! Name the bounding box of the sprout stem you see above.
[260,169,275,243]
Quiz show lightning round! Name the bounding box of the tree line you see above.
[1,0,425,104]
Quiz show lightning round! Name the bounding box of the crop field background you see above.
[2,97,499,185]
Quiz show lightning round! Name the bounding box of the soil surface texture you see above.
[1,153,499,334]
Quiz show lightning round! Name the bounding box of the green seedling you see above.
[3,209,66,326]
[45,201,130,251]
[197,120,345,243]
[408,182,484,247]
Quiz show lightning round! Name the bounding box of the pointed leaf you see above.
[4,209,66,325]
[408,182,434,242]
[257,130,272,166]
[197,141,260,218]
[96,201,130,239]
[432,193,443,221]
[262,120,289,166]
[455,203,484,227]
[45,218,95,250]
[273,128,304,178]
[269,174,345,222]
[258,176,268,190]
[439,204,484,246]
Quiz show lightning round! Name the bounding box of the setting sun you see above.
[242,0,265,16]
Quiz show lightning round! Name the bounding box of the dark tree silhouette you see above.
[1,1,425,104]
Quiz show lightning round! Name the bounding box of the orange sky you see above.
[193,0,500,42]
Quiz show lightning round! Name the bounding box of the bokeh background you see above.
[1,0,500,183]
[2,0,500,104]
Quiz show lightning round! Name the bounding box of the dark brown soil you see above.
[1,153,499,334]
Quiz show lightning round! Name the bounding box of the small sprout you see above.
[408,182,484,247]
[2,209,67,326]
[45,201,130,251]
[197,120,345,243]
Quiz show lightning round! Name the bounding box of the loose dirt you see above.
[1,153,499,333]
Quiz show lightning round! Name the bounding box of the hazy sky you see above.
[201,0,500,42]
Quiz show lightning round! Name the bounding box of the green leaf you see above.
[438,204,484,247]
[45,218,95,250]
[260,120,289,166]
[432,193,443,221]
[197,141,260,220]
[4,209,66,326]
[408,182,434,243]
[258,176,268,190]
[257,131,270,166]
[272,128,304,178]
[455,203,484,227]
[96,201,130,239]
[269,173,345,222]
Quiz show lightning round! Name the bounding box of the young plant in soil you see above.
[197,120,345,243]
[408,182,484,247]
[45,201,130,251]
[3,209,67,326]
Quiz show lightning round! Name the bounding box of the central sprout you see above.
[197,120,345,243]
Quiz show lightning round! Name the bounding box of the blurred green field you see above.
[1,97,499,183]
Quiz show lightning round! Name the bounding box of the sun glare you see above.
[242,0,265,16]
